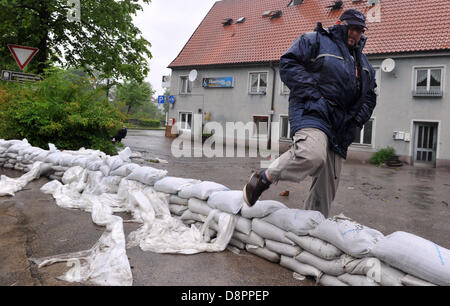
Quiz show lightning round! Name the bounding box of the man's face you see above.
[347,25,365,47]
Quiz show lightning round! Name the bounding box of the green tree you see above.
[115,81,154,115]
[0,0,152,83]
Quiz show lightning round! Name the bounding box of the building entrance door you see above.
[413,122,438,167]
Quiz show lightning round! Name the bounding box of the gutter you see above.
[268,62,277,150]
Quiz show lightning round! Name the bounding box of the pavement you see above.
[1,129,449,286]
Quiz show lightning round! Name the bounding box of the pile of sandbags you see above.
[2,138,449,287]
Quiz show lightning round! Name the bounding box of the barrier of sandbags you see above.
[2,138,450,287]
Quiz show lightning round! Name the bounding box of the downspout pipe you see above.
[268,62,277,150]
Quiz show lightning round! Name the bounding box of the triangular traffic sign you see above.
[7,44,39,71]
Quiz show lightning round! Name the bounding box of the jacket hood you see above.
[316,23,367,53]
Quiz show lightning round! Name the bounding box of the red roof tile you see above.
[169,0,450,68]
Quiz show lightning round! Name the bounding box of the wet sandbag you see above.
[343,256,405,286]
[206,190,244,215]
[369,231,450,286]
[229,238,245,250]
[178,181,229,200]
[286,232,343,260]
[169,195,189,206]
[296,251,345,276]
[154,177,201,194]
[319,274,348,286]
[169,204,189,216]
[240,200,287,219]
[337,273,380,286]
[265,240,301,257]
[262,208,325,236]
[245,245,280,263]
[280,256,323,281]
[309,214,384,258]
[232,231,264,248]
[126,166,168,186]
[252,218,294,245]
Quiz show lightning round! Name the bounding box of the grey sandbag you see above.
[240,200,287,219]
[285,232,342,260]
[401,275,437,286]
[178,181,229,200]
[154,176,201,194]
[169,204,189,216]
[234,215,252,235]
[280,256,323,281]
[343,256,405,286]
[319,274,348,286]
[265,240,301,257]
[232,231,264,248]
[309,214,384,258]
[369,231,450,286]
[295,251,345,277]
[262,208,325,236]
[180,210,207,223]
[188,198,213,216]
[229,238,245,250]
[337,273,380,286]
[207,190,244,215]
[245,245,280,263]
[169,195,189,206]
[252,218,294,245]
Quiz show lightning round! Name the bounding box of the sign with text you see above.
[1,70,42,83]
[202,77,233,88]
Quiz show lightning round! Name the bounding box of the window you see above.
[180,76,192,94]
[414,68,443,97]
[353,119,374,146]
[280,116,291,139]
[281,81,290,95]
[179,112,192,130]
[253,116,269,136]
[289,0,304,6]
[249,72,267,94]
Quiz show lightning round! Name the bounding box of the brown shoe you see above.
[243,172,271,207]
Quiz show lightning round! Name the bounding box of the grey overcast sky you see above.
[133,0,217,98]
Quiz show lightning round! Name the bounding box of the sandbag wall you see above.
[1,139,449,286]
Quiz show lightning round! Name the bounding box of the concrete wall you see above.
[168,53,450,167]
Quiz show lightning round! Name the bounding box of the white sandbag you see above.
[232,231,265,248]
[229,238,245,250]
[280,256,323,281]
[178,181,229,200]
[99,164,110,177]
[252,218,294,245]
[169,204,189,216]
[343,256,405,286]
[207,190,245,215]
[169,195,189,206]
[180,210,207,223]
[285,232,343,260]
[309,214,384,258]
[337,273,380,286]
[234,215,252,235]
[6,140,30,153]
[369,231,450,286]
[154,177,201,194]
[106,155,124,171]
[295,251,345,277]
[319,274,348,286]
[401,275,437,286]
[188,198,213,216]
[52,165,69,172]
[126,166,167,186]
[110,163,141,177]
[118,147,132,163]
[86,159,104,171]
[245,245,280,263]
[265,240,301,257]
[240,200,287,219]
[262,208,325,236]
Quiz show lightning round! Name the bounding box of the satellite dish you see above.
[381,58,396,73]
[189,69,198,82]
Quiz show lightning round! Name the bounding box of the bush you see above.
[370,147,396,166]
[0,69,125,155]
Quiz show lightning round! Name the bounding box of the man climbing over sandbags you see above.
[243,9,377,218]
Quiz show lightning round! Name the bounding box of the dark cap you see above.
[339,9,367,29]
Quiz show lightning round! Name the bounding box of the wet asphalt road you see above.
[1,129,449,286]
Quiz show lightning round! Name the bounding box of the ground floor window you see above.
[280,115,291,139]
[353,119,374,145]
[179,112,193,130]
[253,116,269,136]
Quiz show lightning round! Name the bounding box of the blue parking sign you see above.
[158,95,165,104]
[169,95,175,104]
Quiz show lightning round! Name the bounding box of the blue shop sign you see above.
[202,77,233,88]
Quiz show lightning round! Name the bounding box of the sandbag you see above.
[169,204,189,216]
[343,256,405,286]
[233,216,252,235]
[240,200,287,219]
[154,177,201,194]
[110,163,141,177]
[245,245,280,263]
[229,238,245,250]
[295,251,345,277]
[262,208,325,236]
[207,190,244,215]
[252,218,294,245]
[169,195,189,206]
[280,256,323,281]
[265,240,301,257]
[337,273,380,286]
[106,155,124,172]
[232,231,264,248]
[126,166,168,186]
[188,198,213,216]
[178,181,229,200]
[180,210,207,223]
[401,275,437,286]
[285,232,343,260]
[369,231,450,286]
[309,214,384,258]
[319,274,348,286]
